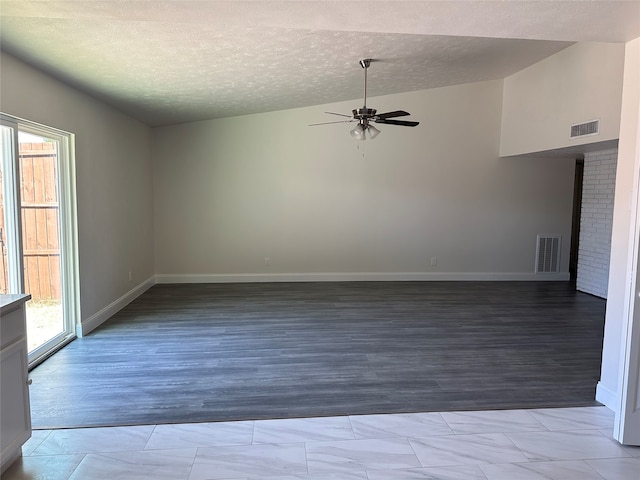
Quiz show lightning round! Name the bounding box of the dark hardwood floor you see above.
[29,281,606,429]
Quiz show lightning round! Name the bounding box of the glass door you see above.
[19,130,67,356]
[1,114,79,367]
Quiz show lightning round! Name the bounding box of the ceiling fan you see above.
[310,59,419,140]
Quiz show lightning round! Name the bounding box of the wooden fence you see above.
[0,142,61,300]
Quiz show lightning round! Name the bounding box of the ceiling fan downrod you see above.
[360,58,371,107]
[353,58,376,120]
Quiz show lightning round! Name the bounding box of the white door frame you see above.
[0,113,80,366]
[614,109,640,445]
[0,117,24,294]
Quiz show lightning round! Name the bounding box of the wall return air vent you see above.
[570,120,599,138]
[536,235,561,273]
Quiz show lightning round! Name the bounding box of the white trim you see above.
[55,131,81,345]
[596,381,618,411]
[0,116,24,293]
[1,448,22,475]
[613,90,640,444]
[78,276,156,337]
[155,271,570,284]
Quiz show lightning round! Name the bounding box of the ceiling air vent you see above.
[570,120,599,138]
[536,235,561,273]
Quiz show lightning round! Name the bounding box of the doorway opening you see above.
[569,157,585,286]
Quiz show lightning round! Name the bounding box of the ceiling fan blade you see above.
[375,119,420,127]
[308,120,356,126]
[376,110,411,120]
[325,112,352,118]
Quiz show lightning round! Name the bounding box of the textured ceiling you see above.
[1,1,639,127]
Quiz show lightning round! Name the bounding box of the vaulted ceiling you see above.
[1,1,639,127]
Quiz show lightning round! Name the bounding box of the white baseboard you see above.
[155,271,570,284]
[596,381,618,412]
[78,276,156,337]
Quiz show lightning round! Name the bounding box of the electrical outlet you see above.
[430,257,437,266]
[264,257,271,267]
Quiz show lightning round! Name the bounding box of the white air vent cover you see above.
[536,235,561,273]
[570,120,599,138]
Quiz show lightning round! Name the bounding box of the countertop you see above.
[0,294,32,315]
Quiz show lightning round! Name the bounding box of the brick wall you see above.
[577,148,617,298]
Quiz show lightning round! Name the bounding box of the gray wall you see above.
[0,52,155,329]
[500,42,624,157]
[152,79,575,281]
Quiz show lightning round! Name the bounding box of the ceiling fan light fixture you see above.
[310,59,418,138]
[350,123,366,140]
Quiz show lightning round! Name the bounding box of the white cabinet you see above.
[1,294,32,474]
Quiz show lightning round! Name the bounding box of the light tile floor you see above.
[3,406,639,480]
